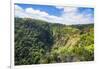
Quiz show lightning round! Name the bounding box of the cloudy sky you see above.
[15,4,94,25]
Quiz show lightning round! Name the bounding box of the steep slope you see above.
[15,18,94,65]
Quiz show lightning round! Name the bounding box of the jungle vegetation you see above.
[15,18,94,65]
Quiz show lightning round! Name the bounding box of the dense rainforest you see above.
[15,18,94,65]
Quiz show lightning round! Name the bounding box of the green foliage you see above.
[15,18,94,65]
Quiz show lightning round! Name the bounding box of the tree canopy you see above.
[15,18,94,65]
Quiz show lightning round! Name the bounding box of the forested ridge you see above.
[15,18,94,65]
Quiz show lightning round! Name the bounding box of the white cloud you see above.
[15,5,32,18]
[15,5,23,11]
[60,7,94,24]
[15,5,94,25]
[63,7,78,13]
[25,8,49,16]
[55,6,63,9]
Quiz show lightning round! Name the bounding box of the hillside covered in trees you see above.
[15,18,94,65]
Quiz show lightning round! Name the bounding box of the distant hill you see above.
[15,18,94,65]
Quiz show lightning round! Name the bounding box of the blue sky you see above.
[16,4,63,16]
[15,3,94,25]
